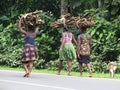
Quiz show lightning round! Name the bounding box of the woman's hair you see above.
[80,27,87,33]
[27,25,34,31]
[63,25,68,31]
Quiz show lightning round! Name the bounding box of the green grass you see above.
[0,66,120,79]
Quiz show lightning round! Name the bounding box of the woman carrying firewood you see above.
[18,17,39,77]
[57,26,77,76]
[76,18,94,77]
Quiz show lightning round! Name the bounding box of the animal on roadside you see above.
[108,61,117,78]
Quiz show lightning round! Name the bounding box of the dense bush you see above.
[83,9,120,62]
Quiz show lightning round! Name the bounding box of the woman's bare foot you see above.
[68,72,71,76]
[79,74,82,77]
[56,71,60,75]
[89,72,92,77]
[23,73,30,77]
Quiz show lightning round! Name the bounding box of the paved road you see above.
[0,70,120,90]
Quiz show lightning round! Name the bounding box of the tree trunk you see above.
[98,0,102,8]
[61,0,68,15]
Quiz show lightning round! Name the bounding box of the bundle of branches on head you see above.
[75,16,94,29]
[19,10,45,30]
[51,13,71,29]
[51,13,94,30]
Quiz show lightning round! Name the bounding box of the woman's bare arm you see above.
[18,18,27,35]
[34,25,40,34]
[72,34,77,46]
[59,33,65,52]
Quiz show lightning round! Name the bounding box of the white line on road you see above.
[0,79,77,90]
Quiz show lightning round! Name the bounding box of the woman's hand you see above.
[18,17,27,35]
[59,48,62,53]
[18,17,22,23]
[77,54,80,60]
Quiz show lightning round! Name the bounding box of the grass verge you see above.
[0,65,120,78]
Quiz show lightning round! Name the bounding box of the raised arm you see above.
[72,34,77,46]
[34,25,40,34]
[18,18,27,35]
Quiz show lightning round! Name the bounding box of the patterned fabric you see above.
[59,43,76,61]
[80,33,90,55]
[21,45,38,63]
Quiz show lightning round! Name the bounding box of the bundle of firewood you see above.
[76,17,94,29]
[66,16,81,28]
[20,10,44,28]
[51,13,71,29]
[51,13,94,29]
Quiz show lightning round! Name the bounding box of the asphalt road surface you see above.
[0,70,120,90]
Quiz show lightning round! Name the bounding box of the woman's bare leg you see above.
[57,60,62,75]
[86,63,92,77]
[67,59,72,76]
[28,61,34,77]
[22,63,29,77]
[79,62,83,77]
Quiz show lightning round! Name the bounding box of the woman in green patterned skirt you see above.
[57,26,77,76]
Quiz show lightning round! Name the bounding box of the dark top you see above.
[24,32,36,45]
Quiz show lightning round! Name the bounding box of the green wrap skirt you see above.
[59,43,76,61]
